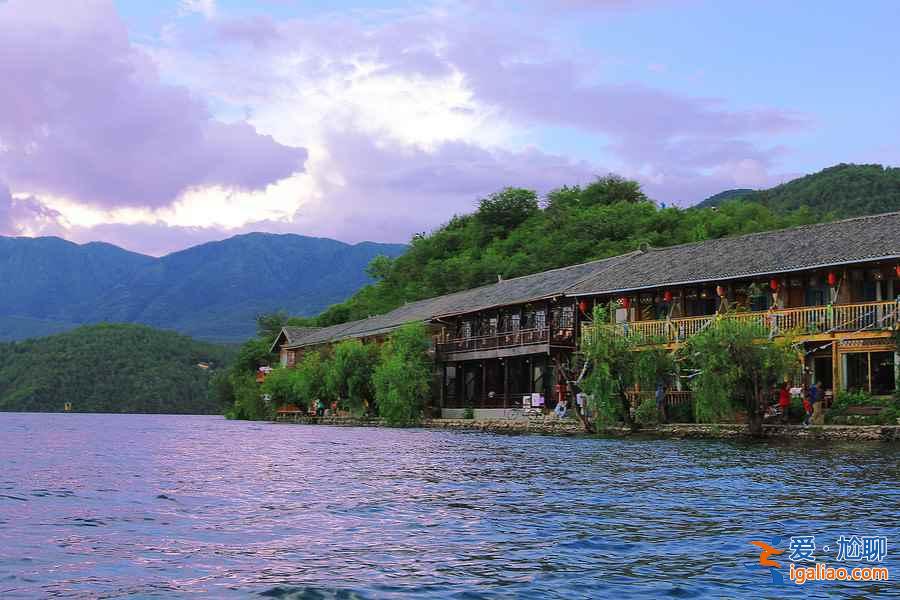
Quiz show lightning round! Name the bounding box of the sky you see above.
[1,0,898,256]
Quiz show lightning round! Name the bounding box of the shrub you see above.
[634,398,658,426]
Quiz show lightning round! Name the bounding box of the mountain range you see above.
[698,163,900,216]
[0,234,405,342]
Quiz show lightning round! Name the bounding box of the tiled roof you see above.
[286,211,900,348]
[270,326,321,352]
[568,211,900,295]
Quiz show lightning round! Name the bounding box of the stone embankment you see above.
[274,414,900,441]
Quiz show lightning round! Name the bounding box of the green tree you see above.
[229,373,269,420]
[476,187,539,232]
[232,337,274,374]
[325,340,378,415]
[261,367,301,408]
[292,351,329,410]
[680,316,800,435]
[579,307,674,431]
[373,323,432,426]
[580,174,648,206]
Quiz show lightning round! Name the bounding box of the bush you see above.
[667,401,694,423]
[634,398,658,426]
[827,390,899,425]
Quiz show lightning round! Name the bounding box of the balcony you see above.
[583,300,900,346]
[435,326,575,360]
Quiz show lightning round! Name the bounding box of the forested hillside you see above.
[698,163,900,216]
[0,233,406,342]
[0,324,235,413]
[306,176,822,327]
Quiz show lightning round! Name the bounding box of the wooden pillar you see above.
[503,359,509,410]
[481,362,486,410]
[440,363,446,411]
[832,344,841,397]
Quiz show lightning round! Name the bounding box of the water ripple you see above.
[0,413,897,599]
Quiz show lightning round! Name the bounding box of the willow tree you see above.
[373,323,432,426]
[679,316,799,436]
[292,351,329,411]
[579,306,674,432]
[325,339,378,415]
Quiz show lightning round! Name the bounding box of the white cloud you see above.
[179,0,216,20]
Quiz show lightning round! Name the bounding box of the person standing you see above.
[656,381,668,424]
[810,381,824,425]
[778,382,791,424]
[802,384,813,426]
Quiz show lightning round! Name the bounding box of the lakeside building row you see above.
[273,212,900,419]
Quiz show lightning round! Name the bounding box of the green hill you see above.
[698,188,755,207]
[698,163,900,216]
[0,324,236,413]
[0,234,406,342]
[306,176,823,327]
[304,165,900,328]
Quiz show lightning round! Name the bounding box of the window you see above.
[845,353,869,392]
[871,352,896,396]
[444,365,458,406]
[844,351,897,395]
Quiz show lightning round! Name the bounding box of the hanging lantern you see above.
[716,285,726,297]
[663,290,673,303]
[578,299,589,313]
[827,271,837,286]
[620,297,630,309]
[770,278,779,291]
[895,265,900,279]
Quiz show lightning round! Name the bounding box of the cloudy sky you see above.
[1,0,898,255]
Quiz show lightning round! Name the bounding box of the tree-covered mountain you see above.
[303,165,900,327]
[0,324,235,413]
[0,233,406,342]
[306,176,824,327]
[698,163,900,216]
[698,188,754,206]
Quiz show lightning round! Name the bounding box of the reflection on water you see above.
[0,413,897,599]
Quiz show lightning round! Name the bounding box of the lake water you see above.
[0,414,897,599]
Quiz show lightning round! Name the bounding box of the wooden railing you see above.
[582,300,900,346]
[625,390,693,408]
[435,326,576,355]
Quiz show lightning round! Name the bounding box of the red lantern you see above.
[578,299,589,313]
[620,297,630,309]
[827,271,837,286]
[769,278,779,291]
[716,285,726,297]
[895,265,900,279]
[663,290,673,303]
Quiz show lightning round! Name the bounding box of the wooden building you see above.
[281,212,900,418]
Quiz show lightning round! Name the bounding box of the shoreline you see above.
[273,415,900,442]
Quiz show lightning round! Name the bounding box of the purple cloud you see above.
[50,131,600,255]
[0,0,306,209]
[0,182,62,236]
